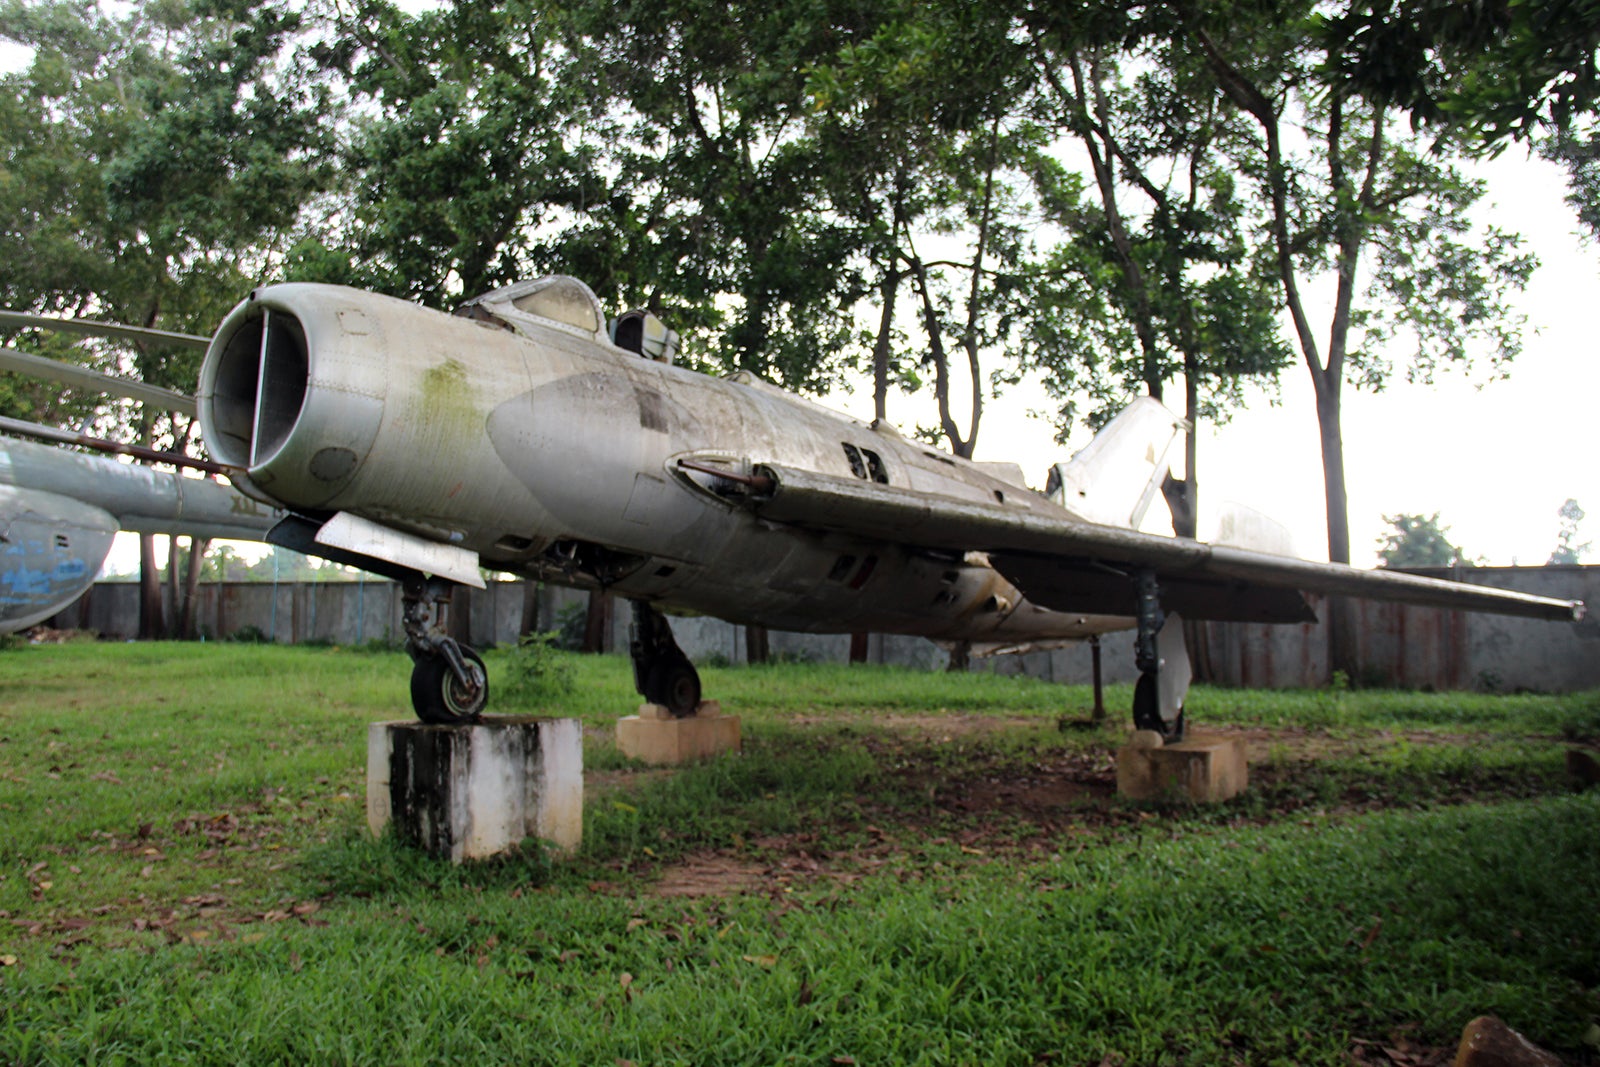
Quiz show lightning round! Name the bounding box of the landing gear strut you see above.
[1131,569,1190,742]
[402,578,488,724]
[629,600,701,717]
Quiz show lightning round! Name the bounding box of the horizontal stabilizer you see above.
[0,309,209,350]
[1210,503,1297,557]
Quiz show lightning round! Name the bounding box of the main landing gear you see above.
[402,578,488,724]
[629,600,701,716]
[1131,569,1191,742]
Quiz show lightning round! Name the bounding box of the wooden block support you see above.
[617,700,741,765]
[367,716,583,862]
[1116,733,1248,803]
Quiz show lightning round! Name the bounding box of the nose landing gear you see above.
[402,578,488,724]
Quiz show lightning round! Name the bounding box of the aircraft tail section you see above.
[1046,397,1187,529]
[1209,503,1298,557]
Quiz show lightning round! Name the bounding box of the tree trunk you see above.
[582,590,613,653]
[520,581,542,637]
[138,533,164,640]
[745,625,769,665]
[946,640,971,673]
[871,267,898,424]
[1314,378,1351,566]
[180,537,207,639]
[1315,378,1361,682]
[164,535,184,636]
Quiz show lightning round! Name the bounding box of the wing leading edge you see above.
[747,463,1585,625]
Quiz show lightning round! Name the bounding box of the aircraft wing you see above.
[745,463,1584,625]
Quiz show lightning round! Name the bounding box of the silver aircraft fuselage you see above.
[199,281,1126,643]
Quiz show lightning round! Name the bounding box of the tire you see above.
[644,655,701,718]
[1132,672,1183,741]
[411,647,489,725]
[1132,672,1160,732]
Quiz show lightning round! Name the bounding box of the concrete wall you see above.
[1199,565,1600,693]
[47,565,1598,693]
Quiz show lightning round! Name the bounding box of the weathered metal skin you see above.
[0,436,277,632]
[197,281,1126,643]
[196,277,1584,655]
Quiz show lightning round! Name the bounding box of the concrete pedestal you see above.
[367,716,583,862]
[616,700,741,765]
[1116,731,1247,803]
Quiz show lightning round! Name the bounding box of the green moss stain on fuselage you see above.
[407,358,481,463]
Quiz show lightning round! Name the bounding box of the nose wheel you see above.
[411,646,489,724]
[402,579,489,724]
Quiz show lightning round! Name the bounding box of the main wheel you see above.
[644,655,701,718]
[1132,673,1183,741]
[411,647,489,725]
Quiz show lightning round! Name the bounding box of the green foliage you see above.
[1146,2,1538,565]
[1021,31,1292,439]
[1549,497,1590,564]
[1376,512,1470,568]
[552,602,589,652]
[1315,2,1600,143]
[499,632,577,705]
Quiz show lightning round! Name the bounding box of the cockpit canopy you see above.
[457,275,679,364]
[457,276,607,340]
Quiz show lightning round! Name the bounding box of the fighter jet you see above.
[0,434,277,631]
[6,276,1585,737]
[0,330,277,632]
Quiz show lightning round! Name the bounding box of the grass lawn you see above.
[1,642,1597,1065]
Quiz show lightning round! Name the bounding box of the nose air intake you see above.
[205,306,310,472]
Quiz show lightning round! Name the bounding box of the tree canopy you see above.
[1377,512,1472,569]
[1,0,1585,595]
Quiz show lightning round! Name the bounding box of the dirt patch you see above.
[592,713,1575,899]
[652,853,767,897]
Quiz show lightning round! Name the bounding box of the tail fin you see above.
[1045,397,1187,529]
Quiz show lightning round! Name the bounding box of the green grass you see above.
[2,644,1597,1065]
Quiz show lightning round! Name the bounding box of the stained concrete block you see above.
[367,716,583,862]
[617,701,741,764]
[1116,734,1247,803]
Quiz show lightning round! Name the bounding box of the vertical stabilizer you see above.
[1046,398,1187,529]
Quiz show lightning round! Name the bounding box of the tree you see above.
[292,0,607,309]
[1376,512,1470,568]
[0,0,333,637]
[1549,498,1590,564]
[1023,26,1291,534]
[1189,4,1534,568]
[1313,1,1600,240]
